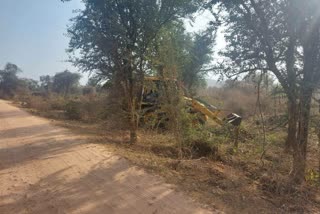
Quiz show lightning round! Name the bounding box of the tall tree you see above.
[150,21,216,93]
[65,0,200,143]
[20,78,39,92]
[0,63,21,98]
[40,75,53,94]
[52,70,81,96]
[207,0,320,183]
[182,28,216,93]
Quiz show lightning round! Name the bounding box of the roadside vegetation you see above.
[1,0,320,213]
[2,62,320,212]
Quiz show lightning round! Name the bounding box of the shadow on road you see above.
[0,149,192,214]
[0,101,208,214]
[0,110,34,120]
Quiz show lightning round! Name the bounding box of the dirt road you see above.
[0,100,213,214]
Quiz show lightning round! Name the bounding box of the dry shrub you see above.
[24,96,51,112]
[102,91,130,130]
[49,96,67,110]
[19,93,111,122]
[0,91,11,100]
[65,100,82,120]
[76,95,108,122]
[199,83,273,118]
[151,144,179,158]
[63,95,109,122]
[148,133,219,160]
[188,140,218,158]
[22,94,67,113]
[259,174,293,195]
[181,120,221,159]
[222,90,257,117]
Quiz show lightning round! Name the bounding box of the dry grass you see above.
[15,94,320,213]
[14,94,110,122]
[199,84,285,119]
[46,117,320,214]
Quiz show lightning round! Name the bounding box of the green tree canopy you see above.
[52,70,81,96]
[0,63,22,98]
[149,21,216,94]
[65,0,201,143]
[40,75,53,94]
[20,78,39,92]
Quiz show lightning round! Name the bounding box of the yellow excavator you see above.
[141,76,242,127]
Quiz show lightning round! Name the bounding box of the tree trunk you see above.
[233,126,240,149]
[128,73,138,144]
[283,1,298,153]
[317,100,320,183]
[129,115,138,144]
[285,100,298,152]
[318,126,320,183]
[290,88,313,183]
[129,79,145,144]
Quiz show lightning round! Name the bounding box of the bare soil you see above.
[51,118,320,213]
[0,100,214,214]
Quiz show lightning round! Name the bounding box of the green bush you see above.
[174,110,218,158]
[49,96,67,110]
[65,100,82,120]
[183,126,217,157]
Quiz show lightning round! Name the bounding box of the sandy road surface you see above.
[0,100,213,214]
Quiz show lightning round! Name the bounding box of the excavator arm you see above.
[184,97,242,127]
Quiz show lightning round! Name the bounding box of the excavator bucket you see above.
[224,113,242,126]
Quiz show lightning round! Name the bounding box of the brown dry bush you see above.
[18,93,110,122]
[69,95,108,122]
[23,96,51,112]
[200,83,273,118]
[49,96,68,111]
[58,95,109,122]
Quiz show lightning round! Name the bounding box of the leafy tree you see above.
[208,0,320,183]
[20,78,39,92]
[149,22,191,78]
[65,0,200,143]
[150,21,216,94]
[182,28,216,93]
[0,63,22,98]
[52,70,81,96]
[40,75,53,94]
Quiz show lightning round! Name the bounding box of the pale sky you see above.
[0,1,224,84]
[186,10,225,51]
[0,0,84,82]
